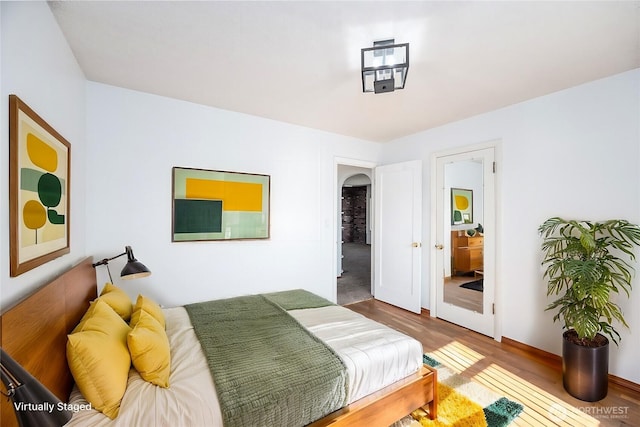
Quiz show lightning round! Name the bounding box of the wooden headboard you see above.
[0,257,97,427]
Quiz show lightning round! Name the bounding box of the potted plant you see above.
[539,217,640,401]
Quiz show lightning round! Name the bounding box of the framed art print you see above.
[9,95,71,276]
[172,167,270,241]
[451,188,473,225]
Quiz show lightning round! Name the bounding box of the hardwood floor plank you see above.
[346,299,640,427]
[444,275,484,313]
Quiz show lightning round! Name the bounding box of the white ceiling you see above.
[48,1,640,143]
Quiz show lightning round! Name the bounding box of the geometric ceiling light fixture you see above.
[361,39,409,93]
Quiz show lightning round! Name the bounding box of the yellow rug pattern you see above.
[392,355,523,427]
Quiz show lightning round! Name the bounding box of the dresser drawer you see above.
[452,230,484,274]
[469,249,483,270]
[466,237,483,247]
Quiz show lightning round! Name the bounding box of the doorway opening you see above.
[337,167,373,305]
[334,158,422,313]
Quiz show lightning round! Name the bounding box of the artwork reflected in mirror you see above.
[451,188,473,225]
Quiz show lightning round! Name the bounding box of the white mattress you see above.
[67,304,422,426]
[289,305,423,402]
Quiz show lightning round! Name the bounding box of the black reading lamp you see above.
[0,348,72,427]
[92,245,151,282]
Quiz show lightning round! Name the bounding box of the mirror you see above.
[443,159,484,313]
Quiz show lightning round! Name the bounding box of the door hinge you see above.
[492,303,495,314]
[492,161,496,174]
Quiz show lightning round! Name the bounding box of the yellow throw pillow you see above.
[99,282,133,321]
[128,311,171,388]
[130,294,165,328]
[67,332,131,419]
[73,298,129,334]
[67,299,132,419]
[73,299,130,335]
[72,299,99,334]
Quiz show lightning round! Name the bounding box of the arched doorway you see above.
[337,169,372,305]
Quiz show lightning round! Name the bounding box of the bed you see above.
[0,257,437,427]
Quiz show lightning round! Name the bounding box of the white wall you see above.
[382,69,640,384]
[2,1,639,386]
[86,83,381,306]
[0,2,87,309]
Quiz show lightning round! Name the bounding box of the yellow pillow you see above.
[99,282,133,321]
[130,294,165,328]
[72,299,130,335]
[72,299,99,334]
[128,311,171,388]
[73,297,128,334]
[67,300,132,419]
[67,332,131,419]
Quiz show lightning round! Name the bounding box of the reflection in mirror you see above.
[443,160,484,313]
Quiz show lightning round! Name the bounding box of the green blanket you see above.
[185,290,348,427]
[263,289,336,310]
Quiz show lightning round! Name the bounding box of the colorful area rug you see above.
[393,355,523,427]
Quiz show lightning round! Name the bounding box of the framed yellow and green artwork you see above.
[451,188,473,225]
[9,95,71,276]
[172,167,270,241]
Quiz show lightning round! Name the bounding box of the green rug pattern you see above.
[393,355,523,427]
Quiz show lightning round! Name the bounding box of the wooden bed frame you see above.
[0,257,436,427]
[1,257,96,427]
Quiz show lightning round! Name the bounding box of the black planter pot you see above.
[562,330,609,401]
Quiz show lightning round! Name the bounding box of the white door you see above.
[433,147,496,337]
[374,160,422,314]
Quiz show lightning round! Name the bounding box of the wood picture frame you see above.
[172,167,270,241]
[9,95,71,276]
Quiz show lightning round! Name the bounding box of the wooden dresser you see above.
[451,230,483,275]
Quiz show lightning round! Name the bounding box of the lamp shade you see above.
[361,39,409,93]
[1,348,72,427]
[92,245,151,282]
[120,246,151,280]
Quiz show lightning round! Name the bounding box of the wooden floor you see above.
[347,299,639,427]
[444,275,483,313]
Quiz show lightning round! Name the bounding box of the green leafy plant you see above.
[539,217,640,346]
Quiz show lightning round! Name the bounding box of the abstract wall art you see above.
[9,95,71,276]
[172,167,270,241]
[451,188,473,225]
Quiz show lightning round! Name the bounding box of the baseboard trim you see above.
[501,336,640,394]
[501,336,561,369]
[609,373,640,394]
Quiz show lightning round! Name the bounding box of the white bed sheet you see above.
[67,304,423,426]
[289,306,423,402]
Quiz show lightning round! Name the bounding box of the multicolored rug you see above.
[393,355,524,427]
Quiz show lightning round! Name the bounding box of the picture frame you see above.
[9,95,71,276]
[172,167,270,241]
[451,188,473,225]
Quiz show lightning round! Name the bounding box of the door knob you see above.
[412,242,422,248]
[435,244,444,250]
